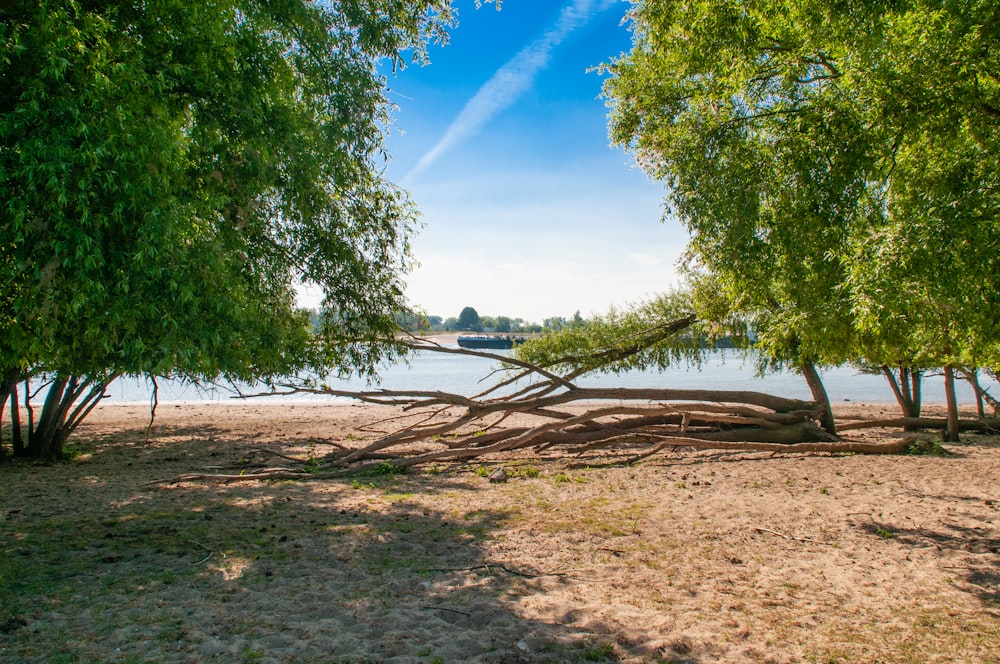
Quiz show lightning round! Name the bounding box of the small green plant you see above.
[875,528,895,539]
[578,640,616,661]
[350,479,376,490]
[674,481,687,489]
[553,472,572,483]
[509,465,540,479]
[384,492,414,503]
[369,461,408,476]
[475,466,492,478]
[819,487,830,495]
[62,444,84,461]
[303,445,320,473]
[906,438,947,456]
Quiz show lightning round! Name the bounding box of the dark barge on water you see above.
[456,335,526,350]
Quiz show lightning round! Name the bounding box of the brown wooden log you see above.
[837,417,1000,432]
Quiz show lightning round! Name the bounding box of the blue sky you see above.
[386,0,688,323]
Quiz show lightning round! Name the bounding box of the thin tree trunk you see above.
[18,374,111,459]
[27,375,71,458]
[11,386,23,456]
[959,367,994,419]
[0,378,12,461]
[882,365,922,430]
[943,364,960,443]
[63,378,113,441]
[22,378,33,453]
[963,368,985,418]
[800,360,836,435]
[882,365,913,418]
[910,368,922,417]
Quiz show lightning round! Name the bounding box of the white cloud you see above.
[404,0,618,183]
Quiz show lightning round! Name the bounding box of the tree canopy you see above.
[603,0,1000,438]
[456,306,483,332]
[0,0,456,457]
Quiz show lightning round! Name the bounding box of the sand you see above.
[1,401,998,663]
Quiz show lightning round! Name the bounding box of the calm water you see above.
[103,349,978,406]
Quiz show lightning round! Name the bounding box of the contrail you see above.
[403,0,618,183]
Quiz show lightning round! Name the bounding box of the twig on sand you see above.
[597,547,629,556]
[182,538,213,565]
[144,469,316,485]
[261,448,309,462]
[753,526,835,546]
[428,563,577,580]
[421,606,472,617]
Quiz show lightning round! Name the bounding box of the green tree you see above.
[1,0,456,458]
[543,317,567,332]
[840,1,1000,440]
[516,289,704,378]
[456,306,483,332]
[604,0,1000,438]
[395,310,430,332]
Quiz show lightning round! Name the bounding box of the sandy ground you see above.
[1,401,999,663]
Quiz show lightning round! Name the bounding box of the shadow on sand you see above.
[0,423,656,663]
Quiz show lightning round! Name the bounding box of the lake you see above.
[102,349,979,406]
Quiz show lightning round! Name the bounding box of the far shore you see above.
[403,331,540,345]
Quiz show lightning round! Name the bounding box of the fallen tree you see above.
[200,334,924,477]
[146,307,988,484]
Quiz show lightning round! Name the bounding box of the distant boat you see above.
[456,335,524,350]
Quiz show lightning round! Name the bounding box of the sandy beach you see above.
[1,401,999,662]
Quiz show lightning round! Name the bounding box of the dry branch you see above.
[124,340,934,490]
[837,417,1000,432]
[216,344,916,474]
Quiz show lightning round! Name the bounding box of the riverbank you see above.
[1,401,998,662]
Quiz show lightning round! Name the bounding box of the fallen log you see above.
[227,343,926,472]
[837,417,1000,433]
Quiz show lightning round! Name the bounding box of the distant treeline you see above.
[393,307,587,334]
[305,306,743,346]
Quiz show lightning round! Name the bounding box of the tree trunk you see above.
[943,364,960,443]
[10,388,24,457]
[972,369,985,419]
[961,367,985,418]
[27,375,72,459]
[959,367,995,418]
[10,386,24,456]
[881,365,922,430]
[17,374,110,460]
[0,377,13,461]
[800,360,836,435]
[910,368,922,418]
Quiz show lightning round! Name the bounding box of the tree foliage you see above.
[456,306,483,331]
[603,0,1000,438]
[0,0,457,457]
[515,289,706,378]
